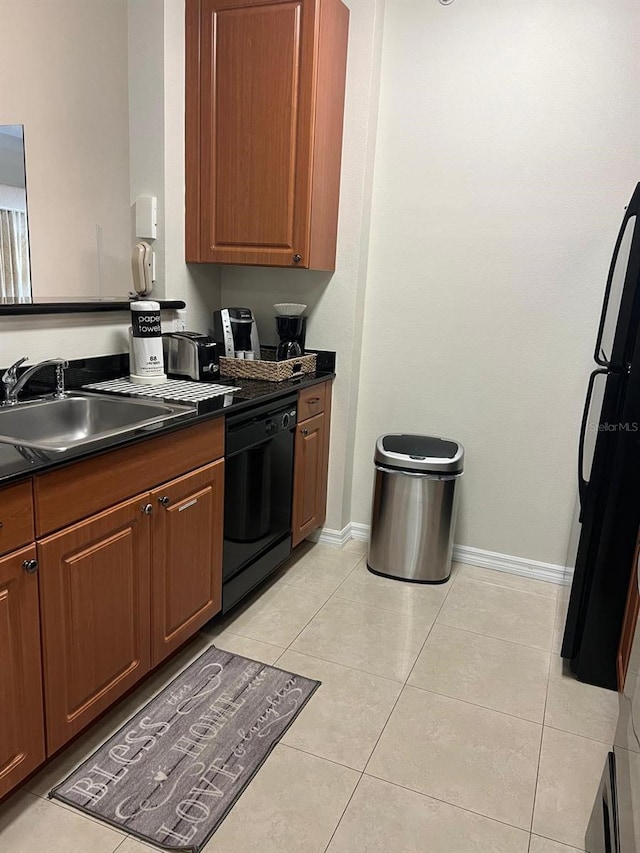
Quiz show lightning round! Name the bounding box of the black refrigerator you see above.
[562,182,640,690]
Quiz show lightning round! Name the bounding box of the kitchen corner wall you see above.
[351,0,640,567]
[220,0,386,532]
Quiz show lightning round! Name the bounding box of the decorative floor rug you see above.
[51,645,320,852]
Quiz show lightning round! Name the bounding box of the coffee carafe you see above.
[276,315,306,361]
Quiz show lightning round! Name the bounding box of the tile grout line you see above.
[401,680,547,726]
[29,789,130,839]
[528,636,554,837]
[543,722,618,747]
[321,769,364,853]
[305,553,456,852]
[533,830,587,851]
[453,568,561,599]
[356,569,546,841]
[358,580,453,777]
[361,770,535,837]
[273,560,364,597]
[278,741,364,774]
[402,576,457,688]
[454,572,559,602]
[273,548,407,665]
[269,550,376,853]
[274,581,342,665]
[274,644,405,683]
[270,644,407,685]
[426,618,556,654]
[329,589,449,619]
[435,617,553,653]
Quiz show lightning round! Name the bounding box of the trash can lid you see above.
[374,434,464,474]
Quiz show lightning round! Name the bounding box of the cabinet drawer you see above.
[299,382,327,420]
[34,417,224,537]
[0,480,34,557]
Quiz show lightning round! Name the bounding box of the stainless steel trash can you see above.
[367,434,464,584]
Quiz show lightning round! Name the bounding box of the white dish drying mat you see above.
[83,377,240,403]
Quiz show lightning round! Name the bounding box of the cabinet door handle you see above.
[141,503,153,515]
[301,427,309,436]
[307,397,320,404]
[292,254,302,264]
[159,496,170,507]
[23,559,38,574]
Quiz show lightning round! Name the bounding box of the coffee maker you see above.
[212,308,260,357]
[275,315,307,360]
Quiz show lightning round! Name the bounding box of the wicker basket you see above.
[219,350,317,382]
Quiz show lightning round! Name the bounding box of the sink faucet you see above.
[1,357,68,406]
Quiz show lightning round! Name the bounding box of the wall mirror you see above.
[0,125,181,315]
[0,5,184,317]
[0,125,31,304]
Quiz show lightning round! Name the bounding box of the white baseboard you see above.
[315,522,573,586]
[308,524,352,548]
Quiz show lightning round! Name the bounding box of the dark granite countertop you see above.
[0,353,335,487]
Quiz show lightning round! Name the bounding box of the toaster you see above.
[162,332,220,381]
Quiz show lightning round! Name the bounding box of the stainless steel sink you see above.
[0,392,195,452]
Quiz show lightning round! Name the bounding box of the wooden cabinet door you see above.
[38,496,151,755]
[0,546,45,798]
[150,460,223,666]
[292,412,326,547]
[189,0,317,267]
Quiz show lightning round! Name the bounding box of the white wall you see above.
[351,0,640,566]
[220,0,385,530]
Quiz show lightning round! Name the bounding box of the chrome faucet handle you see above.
[2,356,28,388]
[53,361,68,399]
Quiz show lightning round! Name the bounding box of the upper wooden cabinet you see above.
[185,0,349,270]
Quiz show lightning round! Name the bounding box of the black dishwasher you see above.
[222,394,297,612]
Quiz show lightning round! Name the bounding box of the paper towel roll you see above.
[129,300,167,385]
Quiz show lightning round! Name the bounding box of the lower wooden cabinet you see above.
[38,496,152,755]
[150,460,224,666]
[0,546,45,799]
[292,381,332,547]
[0,389,336,790]
[36,458,225,755]
[292,413,326,546]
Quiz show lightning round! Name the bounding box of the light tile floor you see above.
[1,541,613,852]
